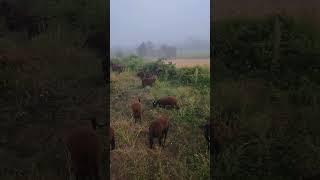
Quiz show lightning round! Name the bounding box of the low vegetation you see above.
[0,0,108,179]
[110,56,210,179]
[213,15,320,179]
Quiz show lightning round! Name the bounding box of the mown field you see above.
[110,57,210,179]
[165,58,210,68]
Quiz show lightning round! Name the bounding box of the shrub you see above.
[214,15,320,89]
[122,55,144,72]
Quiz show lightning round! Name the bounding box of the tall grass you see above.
[213,15,320,179]
[110,57,210,179]
[1,22,106,180]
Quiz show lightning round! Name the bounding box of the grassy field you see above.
[110,59,210,179]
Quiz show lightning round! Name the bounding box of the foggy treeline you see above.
[111,38,209,59]
[111,0,209,59]
[136,41,176,59]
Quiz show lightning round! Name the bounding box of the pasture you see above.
[110,57,210,179]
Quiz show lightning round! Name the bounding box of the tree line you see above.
[136,41,177,59]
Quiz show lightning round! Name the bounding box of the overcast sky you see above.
[110,0,210,47]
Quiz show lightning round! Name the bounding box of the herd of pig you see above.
[60,63,212,179]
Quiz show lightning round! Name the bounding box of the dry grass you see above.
[165,58,210,69]
[110,71,210,180]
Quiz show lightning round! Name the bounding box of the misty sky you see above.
[111,0,210,47]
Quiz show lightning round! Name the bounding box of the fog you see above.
[110,0,210,51]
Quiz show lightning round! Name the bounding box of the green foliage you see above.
[1,0,106,48]
[110,65,209,179]
[214,17,274,76]
[214,15,320,89]
[125,59,210,89]
[139,60,211,127]
[0,0,107,178]
[140,60,164,74]
[212,79,320,178]
[136,60,178,81]
[110,58,123,65]
[213,16,320,179]
[121,55,144,72]
[0,46,105,178]
[151,75,210,127]
[174,66,210,89]
[42,0,105,33]
[111,55,145,72]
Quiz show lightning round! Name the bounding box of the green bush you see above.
[150,81,209,127]
[175,66,210,89]
[214,15,320,89]
[122,55,144,72]
[213,16,320,178]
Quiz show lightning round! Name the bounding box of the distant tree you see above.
[137,42,147,57]
[160,44,169,58]
[115,50,124,58]
[159,44,176,59]
[168,46,177,58]
[145,41,155,57]
[138,41,176,59]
